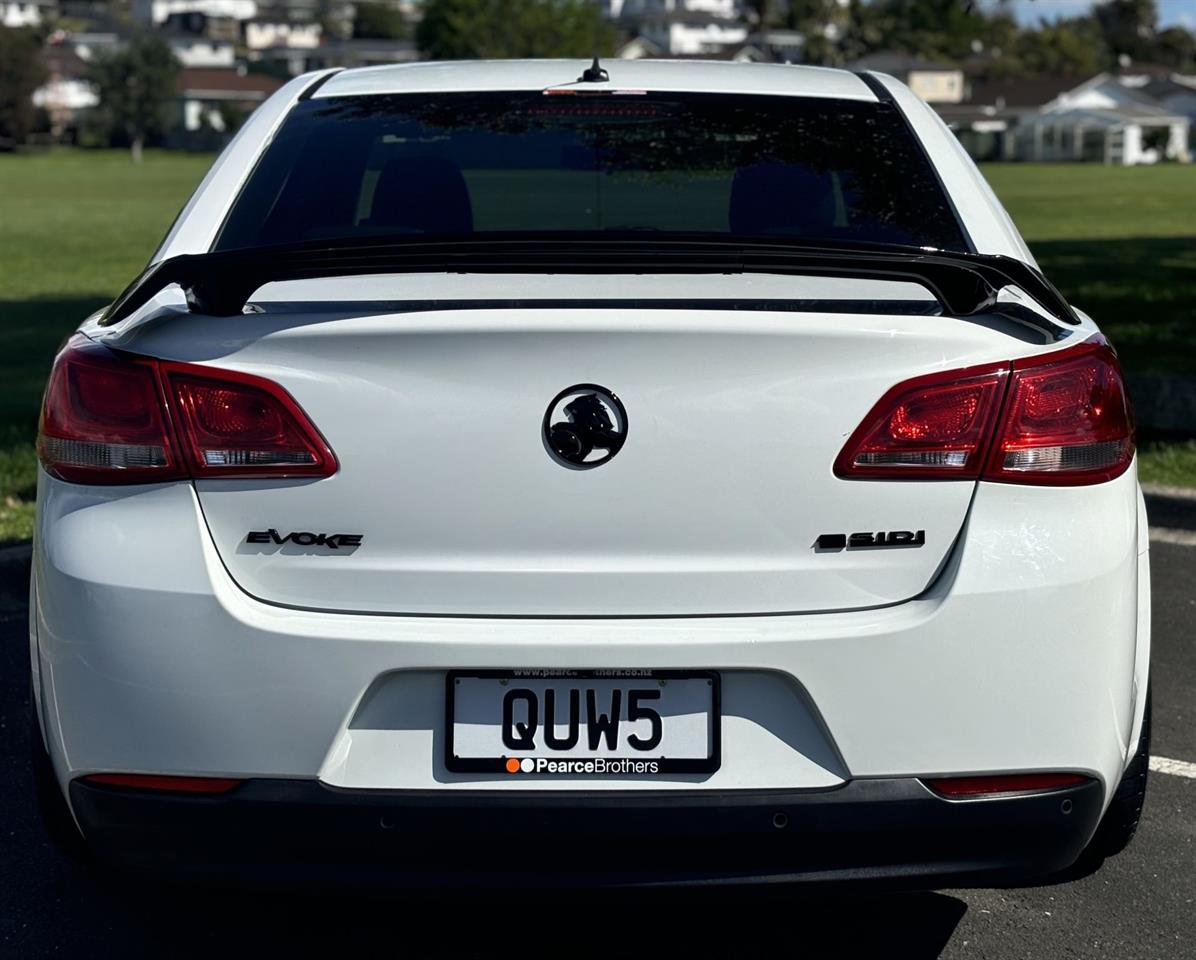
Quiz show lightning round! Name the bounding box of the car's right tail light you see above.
[984,338,1134,485]
[836,336,1134,486]
[38,336,337,485]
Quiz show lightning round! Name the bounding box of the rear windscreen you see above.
[216,91,969,252]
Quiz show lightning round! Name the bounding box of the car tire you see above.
[1088,684,1152,860]
[30,685,91,862]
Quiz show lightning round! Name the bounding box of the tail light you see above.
[924,773,1089,799]
[832,363,1008,480]
[80,773,243,794]
[985,339,1134,485]
[835,337,1134,486]
[39,336,336,485]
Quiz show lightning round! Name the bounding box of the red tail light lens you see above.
[924,773,1089,798]
[38,339,183,485]
[986,338,1133,485]
[836,337,1134,486]
[38,336,336,484]
[833,364,1008,480]
[81,773,243,794]
[163,367,337,478]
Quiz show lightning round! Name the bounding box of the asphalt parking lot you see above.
[0,494,1192,958]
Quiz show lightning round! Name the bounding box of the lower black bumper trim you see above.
[69,776,1103,889]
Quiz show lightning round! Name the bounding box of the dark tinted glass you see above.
[217,92,968,252]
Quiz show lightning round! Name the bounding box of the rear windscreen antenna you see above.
[579,56,609,83]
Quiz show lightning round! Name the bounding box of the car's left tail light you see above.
[38,338,183,485]
[38,336,336,485]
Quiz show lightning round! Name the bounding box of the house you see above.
[131,0,258,25]
[849,51,965,104]
[243,16,321,51]
[632,10,748,57]
[1015,73,1190,164]
[935,74,1088,161]
[2,0,55,28]
[32,42,97,142]
[1014,103,1188,165]
[173,65,281,147]
[165,30,237,66]
[931,69,1191,164]
[162,10,241,43]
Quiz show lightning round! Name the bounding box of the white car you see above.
[30,60,1150,887]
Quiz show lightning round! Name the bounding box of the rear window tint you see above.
[217,91,968,252]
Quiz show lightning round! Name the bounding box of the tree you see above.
[87,33,179,162]
[1156,25,1196,71]
[0,27,47,150]
[354,3,408,40]
[417,0,615,60]
[1008,17,1104,77]
[1094,0,1158,64]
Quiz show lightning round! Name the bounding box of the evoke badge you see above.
[246,529,363,550]
[543,384,627,469]
[816,530,926,550]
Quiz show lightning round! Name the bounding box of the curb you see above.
[1141,483,1196,502]
[1143,486,1196,534]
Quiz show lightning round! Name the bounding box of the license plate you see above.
[445,670,720,775]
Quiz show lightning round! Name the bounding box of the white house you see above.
[244,17,322,51]
[167,33,237,67]
[1026,73,1190,164]
[131,0,258,25]
[635,10,749,56]
[2,0,55,28]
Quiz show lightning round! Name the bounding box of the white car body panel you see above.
[33,464,1141,797]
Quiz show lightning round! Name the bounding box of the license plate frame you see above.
[444,669,721,775]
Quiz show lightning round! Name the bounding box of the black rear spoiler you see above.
[99,236,1080,330]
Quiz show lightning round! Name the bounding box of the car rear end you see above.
[29,61,1150,887]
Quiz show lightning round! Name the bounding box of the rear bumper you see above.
[71,776,1103,889]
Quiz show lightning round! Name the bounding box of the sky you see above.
[999,0,1196,29]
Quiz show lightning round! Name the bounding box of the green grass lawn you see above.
[0,153,1193,545]
[981,164,1196,378]
[0,149,212,543]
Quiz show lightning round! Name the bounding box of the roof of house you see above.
[179,67,284,98]
[963,74,1091,108]
[1020,105,1188,127]
[314,59,878,101]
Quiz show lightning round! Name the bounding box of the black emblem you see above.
[543,384,627,469]
[815,530,925,551]
[246,529,363,550]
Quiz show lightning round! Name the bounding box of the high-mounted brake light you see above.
[38,336,337,485]
[835,337,1134,486]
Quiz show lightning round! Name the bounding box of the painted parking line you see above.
[1150,756,1196,779]
[1149,527,1196,547]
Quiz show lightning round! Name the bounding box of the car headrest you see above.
[365,156,474,235]
[729,162,837,237]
